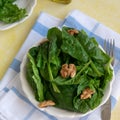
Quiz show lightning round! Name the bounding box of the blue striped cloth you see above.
[0,10,120,120]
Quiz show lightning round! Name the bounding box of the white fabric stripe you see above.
[28,109,51,120]
[37,12,62,28]
[68,10,99,31]
[111,69,120,100]
[15,30,44,61]
[94,23,120,44]
[0,89,33,120]
[0,68,17,91]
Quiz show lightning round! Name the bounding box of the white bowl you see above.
[0,0,37,31]
[20,39,115,118]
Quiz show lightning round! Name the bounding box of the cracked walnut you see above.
[38,100,55,108]
[80,88,95,100]
[60,64,76,78]
[67,29,79,35]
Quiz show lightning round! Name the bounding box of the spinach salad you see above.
[0,0,27,23]
[26,27,113,113]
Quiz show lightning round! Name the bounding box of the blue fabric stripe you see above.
[24,108,58,120]
[3,87,9,92]
[58,19,66,28]
[64,16,91,35]
[38,110,58,120]
[24,108,35,120]
[64,16,120,61]
[111,96,117,110]
[89,22,100,36]
[33,21,48,37]
[11,87,36,107]
[114,60,120,74]
[10,58,21,72]
[80,114,89,120]
[11,87,57,120]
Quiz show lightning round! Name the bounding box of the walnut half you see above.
[38,100,55,108]
[67,29,79,35]
[80,88,95,100]
[60,64,76,78]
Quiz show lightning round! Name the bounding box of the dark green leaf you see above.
[73,97,90,113]
[61,27,89,63]
[27,53,44,102]
[46,84,77,111]
[86,88,103,109]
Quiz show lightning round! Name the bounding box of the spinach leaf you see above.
[61,27,89,63]
[27,52,44,102]
[61,27,104,77]
[73,77,102,112]
[47,27,62,77]
[76,30,110,64]
[46,84,77,111]
[73,97,90,113]
[47,63,60,93]
[86,88,103,109]
[36,41,60,93]
[37,42,50,81]
[26,61,37,93]
[100,67,113,89]
[76,75,90,95]
[29,47,39,58]
[47,27,62,49]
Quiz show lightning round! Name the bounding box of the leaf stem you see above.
[90,60,103,77]
[79,60,92,74]
[47,63,60,93]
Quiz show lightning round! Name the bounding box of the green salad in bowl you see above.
[0,0,36,30]
[20,26,114,118]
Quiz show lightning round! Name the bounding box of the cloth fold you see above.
[0,9,120,120]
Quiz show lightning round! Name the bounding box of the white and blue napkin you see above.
[0,10,120,120]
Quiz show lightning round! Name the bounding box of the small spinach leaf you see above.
[27,52,44,102]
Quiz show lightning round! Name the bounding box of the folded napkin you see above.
[0,10,120,120]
